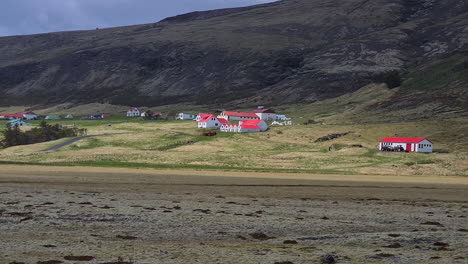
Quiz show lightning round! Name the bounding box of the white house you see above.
[176,113,196,120]
[17,111,38,120]
[127,107,140,117]
[252,108,276,120]
[218,111,260,121]
[197,114,228,128]
[221,119,268,133]
[379,137,433,153]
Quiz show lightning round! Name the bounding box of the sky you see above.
[0,0,276,37]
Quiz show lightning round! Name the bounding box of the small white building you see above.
[379,137,433,153]
[17,111,38,120]
[276,114,289,121]
[218,111,260,121]
[176,113,196,120]
[253,108,276,121]
[197,114,228,128]
[221,119,268,133]
[127,107,140,117]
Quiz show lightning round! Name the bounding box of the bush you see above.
[374,70,402,88]
[0,121,87,148]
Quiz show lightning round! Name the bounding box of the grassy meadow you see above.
[1,115,467,176]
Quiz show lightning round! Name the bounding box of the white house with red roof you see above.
[253,108,276,120]
[127,107,140,117]
[196,113,211,122]
[198,114,228,128]
[221,119,268,133]
[379,137,433,153]
[218,111,260,121]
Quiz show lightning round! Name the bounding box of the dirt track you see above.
[0,165,467,264]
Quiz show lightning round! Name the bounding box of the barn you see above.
[217,111,260,121]
[379,137,433,153]
[197,114,228,128]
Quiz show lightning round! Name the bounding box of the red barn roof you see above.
[240,119,263,129]
[1,113,24,118]
[222,111,259,118]
[218,118,228,124]
[380,137,430,143]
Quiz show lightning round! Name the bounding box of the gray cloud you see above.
[0,0,276,37]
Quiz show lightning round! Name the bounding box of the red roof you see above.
[198,114,216,122]
[218,118,228,124]
[1,113,24,118]
[252,108,275,113]
[240,119,263,129]
[153,112,162,115]
[380,137,429,143]
[16,111,36,115]
[222,111,259,118]
[129,107,139,111]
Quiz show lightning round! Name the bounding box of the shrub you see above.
[0,121,87,148]
[374,70,402,88]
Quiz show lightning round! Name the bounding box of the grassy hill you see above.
[1,117,467,176]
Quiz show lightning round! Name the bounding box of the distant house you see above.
[253,108,276,121]
[218,111,260,121]
[45,115,61,120]
[86,115,103,120]
[379,137,433,153]
[64,114,74,119]
[176,113,196,120]
[17,111,38,120]
[127,107,140,117]
[221,119,268,133]
[0,113,25,120]
[197,114,228,128]
[196,113,211,122]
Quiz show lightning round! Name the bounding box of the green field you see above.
[1,115,467,176]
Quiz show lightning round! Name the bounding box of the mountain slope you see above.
[0,0,467,114]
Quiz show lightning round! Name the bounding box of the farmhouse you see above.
[197,114,228,128]
[17,111,38,120]
[218,111,260,121]
[221,119,268,133]
[253,108,276,120]
[176,113,196,120]
[127,107,141,117]
[379,137,433,153]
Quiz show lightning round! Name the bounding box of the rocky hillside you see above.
[0,0,467,114]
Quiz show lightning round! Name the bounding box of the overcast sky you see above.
[0,0,276,37]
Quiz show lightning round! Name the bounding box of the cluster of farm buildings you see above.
[1,108,433,153]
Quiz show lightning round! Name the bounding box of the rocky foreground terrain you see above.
[0,0,467,116]
[1,166,467,264]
